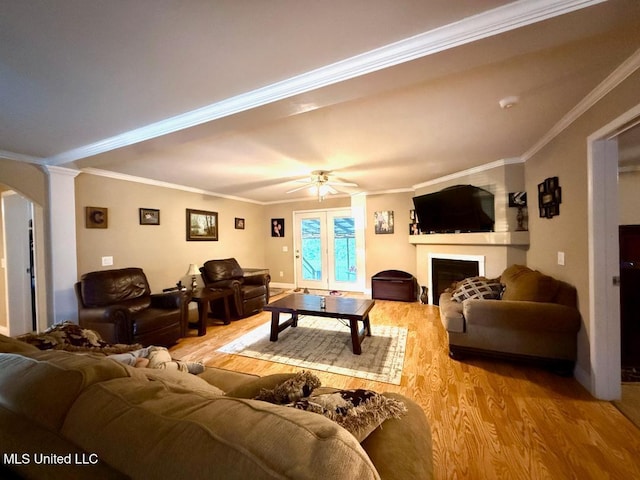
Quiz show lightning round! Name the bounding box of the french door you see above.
[294,208,365,292]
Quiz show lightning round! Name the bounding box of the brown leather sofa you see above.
[75,267,188,347]
[200,258,270,318]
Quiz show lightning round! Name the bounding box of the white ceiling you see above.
[2,0,640,203]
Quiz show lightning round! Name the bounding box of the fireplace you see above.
[428,254,485,305]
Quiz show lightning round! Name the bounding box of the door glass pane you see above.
[333,217,356,283]
[301,218,322,280]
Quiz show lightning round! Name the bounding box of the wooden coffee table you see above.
[263,294,375,355]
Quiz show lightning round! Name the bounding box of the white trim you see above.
[412,158,523,189]
[45,166,81,178]
[81,168,264,205]
[427,253,485,304]
[45,0,602,166]
[0,149,44,165]
[523,46,640,161]
[585,103,640,400]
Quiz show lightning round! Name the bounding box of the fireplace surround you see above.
[428,254,485,305]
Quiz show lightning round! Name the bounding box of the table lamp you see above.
[186,263,199,291]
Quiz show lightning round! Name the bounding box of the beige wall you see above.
[263,196,349,286]
[525,69,640,380]
[619,170,640,225]
[365,192,417,288]
[76,174,422,295]
[75,173,266,292]
[0,159,47,207]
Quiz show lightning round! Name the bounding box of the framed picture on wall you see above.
[271,218,284,237]
[186,209,218,241]
[139,208,160,225]
[235,217,245,229]
[374,210,394,234]
[85,206,108,229]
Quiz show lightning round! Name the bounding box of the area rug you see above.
[217,316,407,384]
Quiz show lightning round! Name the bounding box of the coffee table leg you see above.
[270,311,281,341]
[349,319,362,355]
[363,314,372,336]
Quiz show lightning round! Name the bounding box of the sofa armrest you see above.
[77,306,132,344]
[243,273,270,286]
[361,393,433,480]
[150,291,185,309]
[463,299,581,333]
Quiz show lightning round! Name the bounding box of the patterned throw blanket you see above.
[17,321,142,355]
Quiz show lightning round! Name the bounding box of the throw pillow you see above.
[17,321,143,354]
[500,264,560,303]
[292,389,408,442]
[254,371,407,442]
[451,277,503,302]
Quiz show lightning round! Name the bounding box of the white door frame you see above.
[587,102,640,400]
[293,207,365,292]
[1,191,35,336]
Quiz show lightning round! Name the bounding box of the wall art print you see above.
[271,218,285,237]
[538,177,561,219]
[374,210,394,234]
[186,209,218,241]
[85,206,108,229]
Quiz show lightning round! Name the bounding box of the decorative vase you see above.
[420,286,429,304]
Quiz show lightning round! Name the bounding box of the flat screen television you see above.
[412,185,495,233]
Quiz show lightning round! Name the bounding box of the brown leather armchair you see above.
[200,258,270,318]
[75,267,188,346]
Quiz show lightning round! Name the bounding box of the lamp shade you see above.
[186,263,199,276]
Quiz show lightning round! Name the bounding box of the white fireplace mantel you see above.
[409,231,529,246]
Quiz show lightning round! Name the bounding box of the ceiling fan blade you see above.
[286,183,313,194]
[326,186,339,195]
[326,180,358,187]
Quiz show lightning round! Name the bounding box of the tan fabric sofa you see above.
[0,334,433,480]
[439,264,581,374]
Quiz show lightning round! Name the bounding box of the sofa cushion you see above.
[500,265,560,303]
[80,267,151,306]
[0,351,131,432]
[63,378,380,480]
[451,277,503,302]
[202,258,244,282]
[0,333,39,353]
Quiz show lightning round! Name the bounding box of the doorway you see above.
[293,208,365,292]
[588,104,640,400]
[1,190,37,336]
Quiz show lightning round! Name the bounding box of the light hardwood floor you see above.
[170,297,640,479]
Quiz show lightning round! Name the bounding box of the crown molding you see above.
[412,158,524,189]
[80,168,264,205]
[0,149,45,164]
[45,0,602,166]
[522,46,640,161]
[44,166,81,178]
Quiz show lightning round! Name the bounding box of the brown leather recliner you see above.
[75,267,188,347]
[200,258,270,318]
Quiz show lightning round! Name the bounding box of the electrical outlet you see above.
[102,256,113,267]
[279,271,284,277]
[557,251,565,266]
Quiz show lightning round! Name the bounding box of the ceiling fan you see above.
[286,170,358,202]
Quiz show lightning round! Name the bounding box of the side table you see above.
[189,288,234,336]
